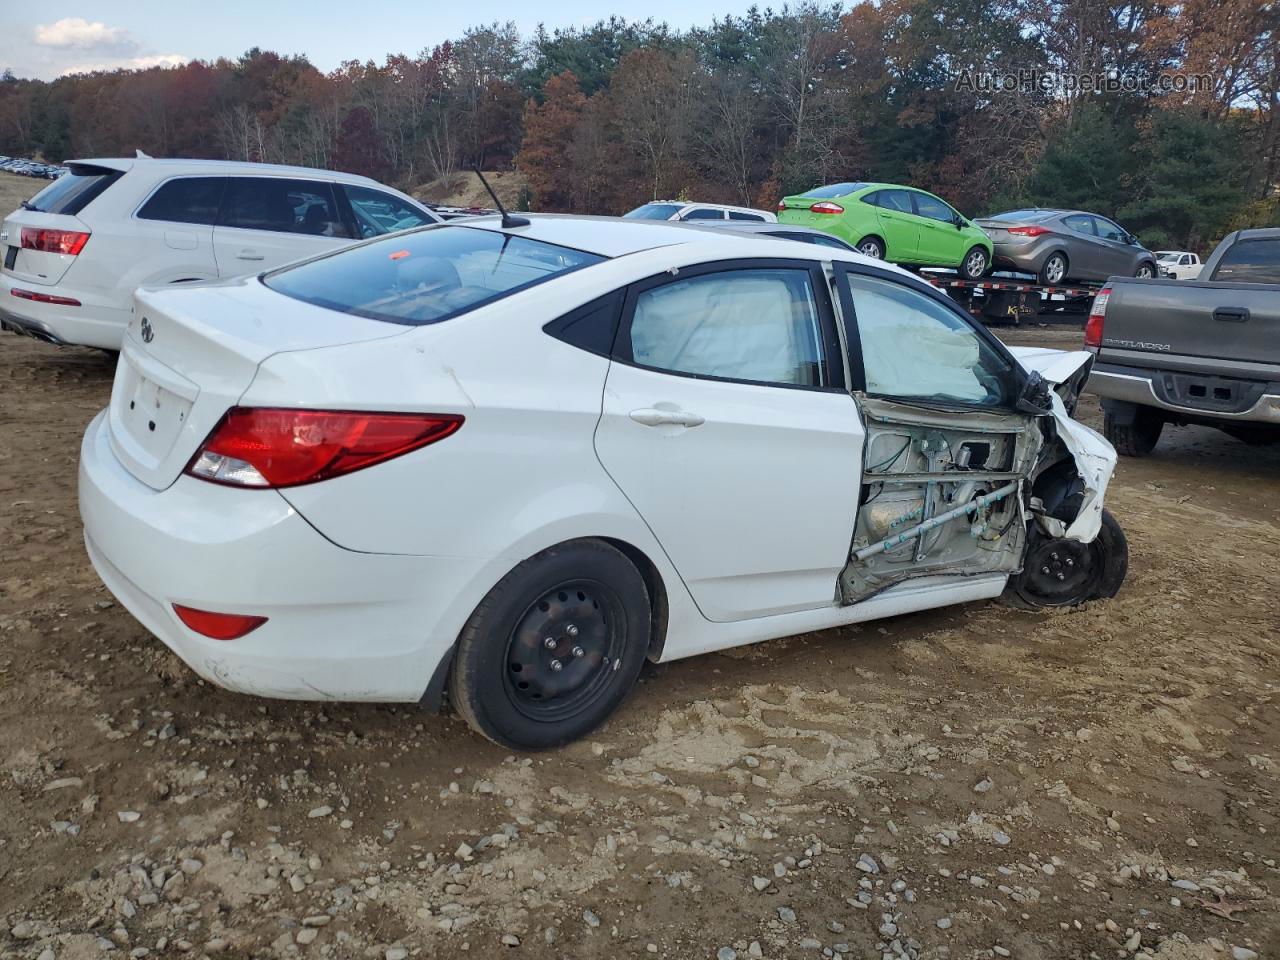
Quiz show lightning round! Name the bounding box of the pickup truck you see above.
[1155,250,1202,280]
[1084,227,1280,455]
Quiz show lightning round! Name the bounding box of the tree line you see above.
[1,0,1276,249]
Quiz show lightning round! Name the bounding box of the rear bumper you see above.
[1086,363,1280,424]
[0,273,129,350]
[79,410,491,703]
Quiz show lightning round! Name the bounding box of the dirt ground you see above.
[1,172,1277,960]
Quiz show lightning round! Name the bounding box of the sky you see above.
[0,1,746,81]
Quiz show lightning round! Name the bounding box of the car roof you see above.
[453,214,922,274]
[640,200,765,212]
[1232,228,1280,242]
[69,156,389,188]
[674,221,834,238]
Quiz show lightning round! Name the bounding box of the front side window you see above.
[138,177,224,225]
[1092,217,1127,242]
[1211,239,1280,283]
[912,193,955,223]
[844,273,1012,406]
[626,269,826,387]
[265,225,604,326]
[220,178,348,237]
[345,185,435,238]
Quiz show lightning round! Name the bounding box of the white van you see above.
[1,158,440,350]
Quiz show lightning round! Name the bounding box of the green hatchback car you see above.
[778,182,993,279]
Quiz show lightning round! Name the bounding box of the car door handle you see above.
[1213,306,1249,323]
[629,408,705,428]
[235,250,265,261]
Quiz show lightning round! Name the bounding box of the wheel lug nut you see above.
[1050,552,1059,561]
[549,659,563,672]
[543,637,557,650]
[1056,573,1065,581]
[565,624,579,637]
[1041,566,1050,575]
[572,646,585,658]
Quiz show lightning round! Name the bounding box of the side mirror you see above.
[954,215,965,230]
[1014,370,1053,415]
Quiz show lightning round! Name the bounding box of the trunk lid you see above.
[108,275,413,489]
[1,207,90,286]
[1102,277,1280,367]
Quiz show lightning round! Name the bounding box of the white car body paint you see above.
[1006,345,1117,541]
[79,217,1119,704]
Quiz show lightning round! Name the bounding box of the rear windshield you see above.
[802,182,867,198]
[624,203,683,220]
[987,210,1057,223]
[264,224,605,325]
[1210,238,1280,284]
[24,164,123,215]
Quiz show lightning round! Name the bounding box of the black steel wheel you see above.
[450,539,650,750]
[1002,509,1128,609]
[504,579,624,723]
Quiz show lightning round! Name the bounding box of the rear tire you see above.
[857,236,886,260]
[1104,406,1163,457]
[450,539,650,751]
[1001,509,1128,609]
[1038,252,1069,286]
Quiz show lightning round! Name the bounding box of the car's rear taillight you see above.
[1084,286,1111,347]
[809,201,845,215]
[10,287,81,306]
[777,200,787,212]
[173,604,267,640]
[186,408,464,489]
[1006,225,1049,238]
[21,227,90,255]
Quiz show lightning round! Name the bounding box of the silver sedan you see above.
[975,209,1157,285]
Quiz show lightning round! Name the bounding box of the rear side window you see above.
[729,211,766,221]
[264,225,605,326]
[220,178,349,237]
[137,177,224,225]
[24,164,123,215]
[681,208,725,220]
[624,269,827,387]
[344,185,435,238]
[1211,239,1280,283]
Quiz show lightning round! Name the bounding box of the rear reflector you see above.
[173,604,267,640]
[809,201,845,215]
[187,407,465,489]
[1084,286,1111,347]
[10,287,81,306]
[21,227,90,255]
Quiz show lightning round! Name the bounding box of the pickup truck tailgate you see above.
[1103,279,1280,366]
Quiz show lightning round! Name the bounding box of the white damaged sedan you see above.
[79,215,1126,749]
